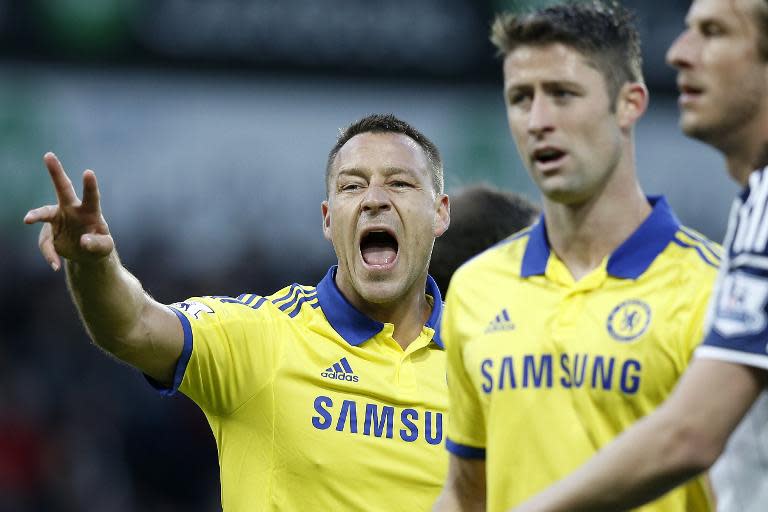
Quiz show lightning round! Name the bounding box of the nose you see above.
[361,184,391,215]
[666,29,695,70]
[528,95,555,137]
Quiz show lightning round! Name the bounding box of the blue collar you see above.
[521,196,680,279]
[316,266,444,348]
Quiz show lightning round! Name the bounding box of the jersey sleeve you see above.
[443,276,487,459]
[698,265,768,370]
[698,170,768,370]
[157,295,284,415]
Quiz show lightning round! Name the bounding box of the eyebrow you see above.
[509,77,584,87]
[505,80,584,95]
[336,166,419,177]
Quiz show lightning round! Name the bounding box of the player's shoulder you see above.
[665,224,722,273]
[727,166,768,259]
[260,283,320,319]
[175,283,320,320]
[452,225,533,283]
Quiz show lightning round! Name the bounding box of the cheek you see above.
[507,115,527,143]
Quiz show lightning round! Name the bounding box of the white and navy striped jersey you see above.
[697,166,768,511]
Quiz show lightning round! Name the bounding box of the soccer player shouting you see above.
[434,4,719,511]
[25,114,451,511]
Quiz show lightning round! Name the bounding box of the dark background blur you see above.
[1,1,736,511]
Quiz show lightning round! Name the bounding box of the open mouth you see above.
[360,230,399,267]
[678,83,704,105]
[681,85,703,95]
[532,147,566,167]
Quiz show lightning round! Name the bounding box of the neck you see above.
[338,275,432,350]
[715,109,768,186]
[722,135,768,186]
[543,177,651,281]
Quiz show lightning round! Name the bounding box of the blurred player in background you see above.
[512,0,768,510]
[429,183,539,296]
[25,113,452,511]
[434,3,719,511]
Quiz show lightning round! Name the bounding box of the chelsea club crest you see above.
[607,299,651,342]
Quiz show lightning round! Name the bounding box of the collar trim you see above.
[521,196,680,279]
[316,266,444,348]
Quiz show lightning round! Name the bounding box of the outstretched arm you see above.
[433,455,487,512]
[24,153,183,385]
[511,358,764,512]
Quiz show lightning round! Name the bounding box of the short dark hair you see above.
[326,113,444,195]
[491,1,643,104]
[429,184,539,295]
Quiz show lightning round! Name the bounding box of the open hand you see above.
[24,153,114,270]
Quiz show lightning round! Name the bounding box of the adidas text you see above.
[320,372,359,382]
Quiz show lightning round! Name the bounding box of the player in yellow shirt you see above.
[510,1,768,511]
[25,114,451,511]
[434,4,719,512]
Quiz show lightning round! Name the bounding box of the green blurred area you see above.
[0,77,58,234]
[32,0,139,55]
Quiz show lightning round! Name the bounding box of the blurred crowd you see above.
[0,236,331,512]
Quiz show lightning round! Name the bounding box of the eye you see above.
[552,88,576,100]
[700,21,725,37]
[508,91,531,107]
[390,180,413,188]
[340,182,364,192]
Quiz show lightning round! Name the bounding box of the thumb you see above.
[80,233,115,258]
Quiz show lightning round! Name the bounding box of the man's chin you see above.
[356,282,404,306]
[680,116,721,146]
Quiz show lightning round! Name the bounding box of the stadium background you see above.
[0,0,736,510]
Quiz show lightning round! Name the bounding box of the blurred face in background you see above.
[503,43,626,206]
[322,132,449,309]
[667,0,768,149]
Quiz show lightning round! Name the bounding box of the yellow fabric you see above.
[445,212,719,512]
[168,276,448,511]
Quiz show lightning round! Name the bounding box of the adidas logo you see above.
[485,308,515,333]
[320,357,359,383]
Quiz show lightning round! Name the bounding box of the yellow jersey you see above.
[158,266,448,511]
[444,197,719,511]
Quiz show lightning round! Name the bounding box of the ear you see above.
[433,194,450,237]
[321,200,332,242]
[615,82,648,130]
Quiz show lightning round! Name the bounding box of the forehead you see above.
[503,43,604,88]
[688,0,759,32]
[332,132,431,178]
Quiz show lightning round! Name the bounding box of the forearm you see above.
[514,359,763,512]
[27,154,182,383]
[66,251,157,357]
[434,486,484,512]
[434,456,487,512]
[432,487,460,512]
[516,406,710,512]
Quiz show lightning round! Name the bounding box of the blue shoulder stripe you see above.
[270,285,319,318]
[679,227,722,261]
[288,296,319,318]
[207,295,249,305]
[280,289,317,312]
[251,296,268,310]
[672,235,719,269]
[236,293,262,306]
[272,284,300,306]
